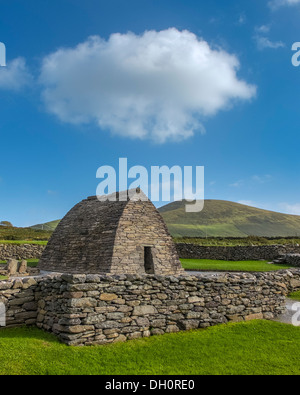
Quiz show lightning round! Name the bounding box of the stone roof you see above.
[38,189,183,275]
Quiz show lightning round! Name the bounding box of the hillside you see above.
[30,220,61,232]
[158,200,300,238]
[0,225,52,241]
[29,200,300,238]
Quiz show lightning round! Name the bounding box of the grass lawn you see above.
[0,259,39,268]
[288,291,300,300]
[181,259,292,272]
[24,259,39,267]
[0,320,299,375]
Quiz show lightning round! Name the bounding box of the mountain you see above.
[158,200,300,238]
[30,200,300,238]
[30,220,61,232]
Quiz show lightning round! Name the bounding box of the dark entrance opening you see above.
[144,247,155,274]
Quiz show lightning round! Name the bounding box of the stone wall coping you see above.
[0,268,295,285]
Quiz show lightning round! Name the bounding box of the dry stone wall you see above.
[1,269,300,346]
[280,254,300,267]
[3,242,300,267]
[176,244,300,261]
[0,244,45,261]
[1,269,298,346]
[0,277,39,327]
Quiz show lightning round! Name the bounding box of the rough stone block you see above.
[100,293,118,301]
[133,305,158,316]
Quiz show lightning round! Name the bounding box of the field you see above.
[0,258,293,273]
[0,226,51,242]
[0,320,299,375]
[0,259,291,273]
[181,259,292,272]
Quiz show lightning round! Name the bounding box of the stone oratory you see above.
[38,189,184,276]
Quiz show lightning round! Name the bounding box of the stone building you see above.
[38,189,183,275]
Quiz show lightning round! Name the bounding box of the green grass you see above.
[180,259,292,272]
[288,291,300,300]
[0,226,51,242]
[0,259,39,268]
[0,321,299,375]
[0,276,7,280]
[25,259,39,267]
[0,240,47,245]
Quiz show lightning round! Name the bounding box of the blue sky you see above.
[0,0,300,226]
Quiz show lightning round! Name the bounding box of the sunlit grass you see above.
[0,321,299,375]
[181,259,292,272]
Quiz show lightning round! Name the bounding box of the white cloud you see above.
[39,28,256,143]
[47,190,58,196]
[255,25,271,34]
[269,0,300,10]
[237,13,246,25]
[0,58,32,90]
[252,174,272,184]
[254,25,285,51]
[278,203,300,215]
[237,200,257,207]
[255,36,285,50]
[230,180,244,188]
[237,200,300,216]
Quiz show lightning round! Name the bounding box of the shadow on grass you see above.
[0,326,59,344]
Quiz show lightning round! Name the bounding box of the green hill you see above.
[29,200,300,238]
[158,200,300,238]
[30,220,61,232]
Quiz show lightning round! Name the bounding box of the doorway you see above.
[144,247,155,274]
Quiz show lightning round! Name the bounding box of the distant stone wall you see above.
[0,277,39,327]
[1,269,300,346]
[0,244,45,261]
[3,243,300,267]
[281,254,300,267]
[176,244,300,261]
